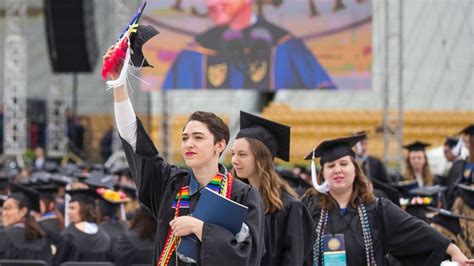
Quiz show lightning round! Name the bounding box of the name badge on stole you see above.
[323,234,346,266]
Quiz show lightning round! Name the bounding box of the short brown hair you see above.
[185,111,230,146]
[305,157,375,209]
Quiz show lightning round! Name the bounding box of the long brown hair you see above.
[129,207,157,240]
[304,157,375,210]
[233,138,298,214]
[15,200,45,240]
[403,151,433,185]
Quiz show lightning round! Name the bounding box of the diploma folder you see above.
[177,187,249,261]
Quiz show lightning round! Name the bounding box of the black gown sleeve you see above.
[121,118,188,216]
[53,233,75,266]
[199,182,265,266]
[279,200,315,266]
[377,198,451,265]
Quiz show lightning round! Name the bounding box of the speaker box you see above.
[44,0,99,73]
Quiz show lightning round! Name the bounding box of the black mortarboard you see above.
[444,136,459,148]
[36,184,59,200]
[8,182,40,212]
[0,195,7,206]
[129,25,160,67]
[402,141,431,152]
[96,188,130,217]
[236,111,291,161]
[456,183,474,208]
[116,184,137,199]
[83,173,117,190]
[459,124,474,135]
[409,185,446,197]
[352,130,368,140]
[0,175,10,190]
[304,134,366,166]
[49,174,73,187]
[429,206,474,236]
[66,189,99,205]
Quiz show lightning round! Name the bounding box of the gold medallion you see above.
[249,60,268,83]
[328,237,341,251]
[207,63,228,87]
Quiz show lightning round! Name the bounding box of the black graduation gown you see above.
[100,219,127,241]
[38,215,62,249]
[53,223,112,265]
[302,195,451,266]
[121,118,265,266]
[112,229,155,266]
[0,226,52,263]
[363,156,390,183]
[262,191,314,266]
[445,159,465,209]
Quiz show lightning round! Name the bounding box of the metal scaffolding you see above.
[46,76,67,158]
[3,0,28,167]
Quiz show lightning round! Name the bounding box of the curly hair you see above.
[233,138,297,214]
[304,157,375,210]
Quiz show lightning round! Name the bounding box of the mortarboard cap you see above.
[304,134,366,166]
[236,111,291,161]
[459,124,474,135]
[444,136,459,149]
[49,174,73,187]
[402,140,431,152]
[8,182,40,212]
[66,189,99,205]
[83,173,117,189]
[409,185,446,197]
[35,184,60,200]
[352,130,369,140]
[129,25,160,67]
[0,175,10,190]
[0,195,7,206]
[429,206,474,236]
[116,184,137,199]
[96,188,130,217]
[456,183,474,209]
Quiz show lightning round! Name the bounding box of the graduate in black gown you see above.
[231,111,314,265]
[0,183,52,263]
[35,184,64,253]
[112,206,156,265]
[446,124,474,208]
[104,25,265,264]
[96,188,129,241]
[301,135,473,265]
[53,189,113,265]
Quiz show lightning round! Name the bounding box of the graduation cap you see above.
[96,188,130,218]
[0,175,10,190]
[407,185,446,206]
[48,174,73,187]
[129,25,159,67]
[429,207,474,237]
[66,189,99,205]
[352,130,369,140]
[83,173,117,190]
[444,136,459,149]
[8,182,40,212]
[0,195,7,206]
[456,183,474,209]
[236,111,291,161]
[116,184,137,199]
[35,184,60,200]
[402,140,431,152]
[459,124,474,135]
[303,134,366,193]
[304,135,366,166]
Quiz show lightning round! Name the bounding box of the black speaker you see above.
[44,0,99,73]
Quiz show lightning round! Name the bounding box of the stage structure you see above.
[46,76,67,158]
[3,0,28,167]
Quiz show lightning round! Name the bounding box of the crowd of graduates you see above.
[0,116,471,265]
